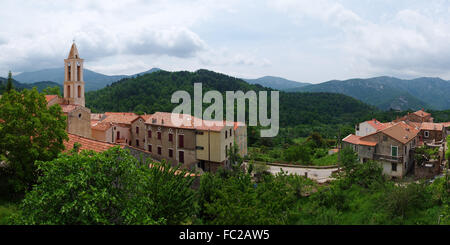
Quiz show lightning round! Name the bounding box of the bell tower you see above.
[64,42,85,106]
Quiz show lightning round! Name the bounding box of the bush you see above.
[10,147,196,225]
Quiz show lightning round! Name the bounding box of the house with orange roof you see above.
[344,121,420,178]
[128,112,247,172]
[355,118,390,136]
[418,122,446,143]
[90,112,140,145]
[394,109,434,123]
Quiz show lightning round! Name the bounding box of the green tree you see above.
[0,88,68,192]
[6,71,13,92]
[11,147,197,225]
[284,145,311,164]
[197,171,307,225]
[42,86,61,96]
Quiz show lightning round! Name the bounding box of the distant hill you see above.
[243,76,310,90]
[287,76,450,110]
[14,67,162,91]
[0,77,61,93]
[85,69,378,127]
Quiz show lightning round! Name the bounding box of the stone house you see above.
[128,112,246,172]
[355,119,390,137]
[418,122,446,144]
[343,122,419,178]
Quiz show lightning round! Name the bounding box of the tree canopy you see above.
[0,88,68,192]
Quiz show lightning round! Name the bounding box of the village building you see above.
[394,109,433,123]
[355,119,391,136]
[129,112,247,172]
[38,42,249,173]
[90,112,140,145]
[417,122,446,144]
[345,109,448,179]
[344,121,419,178]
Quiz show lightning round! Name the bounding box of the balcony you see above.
[373,153,403,163]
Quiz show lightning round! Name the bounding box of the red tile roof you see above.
[60,104,79,113]
[343,134,377,146]
[45,95,58,103]
[145,112,226,132]
[102,112,139,125]
[413,109,431,118]
[420,122,444,131]
[442,122,450,128]
[365,119,389,131]
[375,121,419,144]
[64,133,122,153]
[91,121,113,131]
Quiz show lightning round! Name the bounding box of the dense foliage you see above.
[11,147,197,225]
[0,88,68,192]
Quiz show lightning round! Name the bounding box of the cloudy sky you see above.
[1,0,450,83]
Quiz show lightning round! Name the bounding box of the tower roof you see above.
[67,43,80,59]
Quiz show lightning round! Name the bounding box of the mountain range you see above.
[13,67,161,91]
[84,69,378,128]
[243,76,310,90]
[0,77,61,93]
[4,67,450,111]
[287,76,450,111]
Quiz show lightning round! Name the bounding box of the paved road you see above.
[267,165,339,183]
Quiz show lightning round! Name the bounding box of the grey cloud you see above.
[125,28,206,58]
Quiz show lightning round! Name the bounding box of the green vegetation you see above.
[414,145,440,166]
[0,88,68,192]
[248,132,338,166]
[0,141,447,225]
[10,147,196,225]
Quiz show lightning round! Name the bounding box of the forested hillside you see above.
[288,76,450,110]
[85,69,378,128]
[0,77,61,94]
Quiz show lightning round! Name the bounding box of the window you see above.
[230,129,232,137]
[157,132,161,140]
[136,126,139,134]
[148,145,152,152]
[169,133,173,142]
[148,130,152,138]
[383,135,388,141]
[196,146,204,150]
[391,146,398,157]
[136,139,139,147]
[67,85,71,97]
[67,64,71,80]
[225,131,228,139]
[424,131,429,138]
[196,131,204,135]
[157,146,162,155]
[225,145,228,156]
[77,64,81,82]
[391,163,397,171]
[169,149,173,158]
[116,131,120,140]
[77,85,81,98]
[179,151,184,163]
[179,135,184,148]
